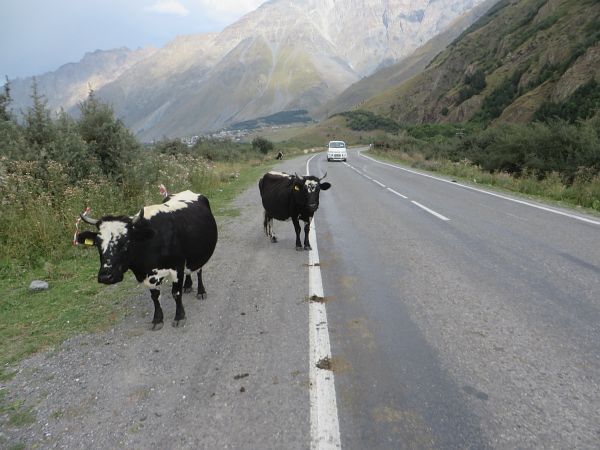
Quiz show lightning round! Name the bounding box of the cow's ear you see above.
[320,182,331,190]
[77,231,98,247]
[131,225,155,242]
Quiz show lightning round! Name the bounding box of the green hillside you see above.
[363,0,600,126]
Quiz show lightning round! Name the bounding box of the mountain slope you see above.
[316,0,501,119]
[102,0,494,140]
[9,0,492,141]
[8,47,156,115]
[362,0,600,125]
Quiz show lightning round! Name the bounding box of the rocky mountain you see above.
[8,0,492,141]
[315,0,500,119]
[361,0,600,125]
[8,47,156,116]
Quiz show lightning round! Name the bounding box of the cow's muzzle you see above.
[98,269,123,285]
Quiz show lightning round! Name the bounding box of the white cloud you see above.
[195,0,266,17]
[146,0,190,16]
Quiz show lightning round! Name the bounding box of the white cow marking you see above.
[143,190,198,219]
[305,180,319,193]
[143,268,179,288]
[268,171,291,178]
[98,221,128,253]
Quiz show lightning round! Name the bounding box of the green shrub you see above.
[534,79,600,123]
[154,138,190,155]
[337,110,400,132]
[457,68,487,104]
[252,136,274,154]
[473,69,524,124]
[193,138,256,161]
[377,114,600,183]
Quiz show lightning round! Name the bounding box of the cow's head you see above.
[292,173,331,214]
[76,210,155,284]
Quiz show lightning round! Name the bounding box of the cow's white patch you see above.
[143,268,179,288]
[143,190,198,219]
[305,180,319,193]
[268,171,291,178]
[98,221,128,253]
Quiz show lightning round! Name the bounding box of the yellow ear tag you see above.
[294,185,300,191]
[84,239,94,246]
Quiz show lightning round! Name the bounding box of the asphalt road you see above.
[4,149,600,449]
[310,147,600,449]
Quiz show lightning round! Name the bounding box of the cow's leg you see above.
[292,216,302,250]
[196,269,207,300]
[303,219,312,251]
[150,289,164,331]
[183,275,193,293]
[264,211,277,243]
[172,267,186,327]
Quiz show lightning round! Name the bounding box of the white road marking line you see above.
[307,155,342,450]
[359,150,600,226]
[411,200,451,221]
[345,162,363,176]
[387,188,408,199]
[347,158,448,222]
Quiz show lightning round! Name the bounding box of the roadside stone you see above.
[29,280,49,292]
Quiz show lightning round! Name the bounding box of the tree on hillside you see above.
[23,78,56,152]
[155,138,189,155]
[0,76,12,122]
[0,77,26,159]
[252,136,274,154]
[78,89,140,178]
[52,109,91,180]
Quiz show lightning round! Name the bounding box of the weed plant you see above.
[370,115,600,211]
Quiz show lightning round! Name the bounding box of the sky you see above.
[0,0,267,79]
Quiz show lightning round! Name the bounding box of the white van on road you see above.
[327,140,347,162]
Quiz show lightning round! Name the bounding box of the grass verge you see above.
[0,159,274,435]
[368,149,600,215]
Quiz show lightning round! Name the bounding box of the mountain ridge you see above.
[360,0,600,125]
[8,0,493,141]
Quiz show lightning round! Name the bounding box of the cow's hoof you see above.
[172,318,186,328]
[183,287,193,294]
[271,236,278,243]
[151,322,164,331]
[197,292,207,300]
[304,245,312,251]
[296,246,303,251]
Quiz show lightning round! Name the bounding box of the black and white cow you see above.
[76,191,218,330]
[258,171,331,250]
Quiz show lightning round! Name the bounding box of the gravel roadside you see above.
[2,169,313,450]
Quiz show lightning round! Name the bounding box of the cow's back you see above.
[144,192,217,271]
[259,173,293,220]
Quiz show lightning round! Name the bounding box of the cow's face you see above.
[292,176,331,214]
[77,216,155,284]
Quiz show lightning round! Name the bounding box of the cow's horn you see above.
[80,214,99,226]
[132,208,144,224]
[320,171,328,181]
